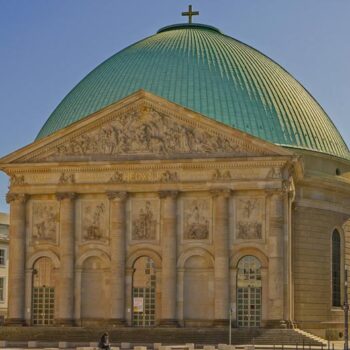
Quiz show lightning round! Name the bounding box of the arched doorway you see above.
[237,255,262,327]
[32,257,55,325]
[132,256,156,327]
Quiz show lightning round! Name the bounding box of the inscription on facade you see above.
[32,202,59,243]
[82,201,108,242]
[236,198,264,240]
[183,198,211,240]
[131,199,159,241]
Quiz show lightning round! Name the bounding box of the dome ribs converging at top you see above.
[36,23,349,160]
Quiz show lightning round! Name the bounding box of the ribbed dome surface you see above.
[37,23,349,159]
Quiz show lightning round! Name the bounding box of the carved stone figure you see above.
[32,202,59,243]
[59,172,75,184]
[10,174,26,186]
[236,198,264,240]
[160,170,178,183]
[183,198,210,240]
[39,108,263,161]
[132,200,158,240]
[108,171,124,183]
[267,167,282,179]
[212,169,232,180]
[82,202,107,241]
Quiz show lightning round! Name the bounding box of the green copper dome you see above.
[37,23,349,159]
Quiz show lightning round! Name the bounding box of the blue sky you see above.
[0,0,349,212]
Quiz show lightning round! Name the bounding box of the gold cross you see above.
[182,5,199,24]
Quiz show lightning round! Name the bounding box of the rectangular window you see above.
[0,278,4,302]
[0,249,5,266]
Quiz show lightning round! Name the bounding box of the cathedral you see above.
[1,13,350,339]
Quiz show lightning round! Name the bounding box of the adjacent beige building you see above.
[0,22,349,337]
[0,212,9,321]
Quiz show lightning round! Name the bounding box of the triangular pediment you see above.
[0,90,293,164]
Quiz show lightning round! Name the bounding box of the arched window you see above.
[237,255,262,327]
[32,257,55,325]
[332,230,341,307]
[132,256,156,327]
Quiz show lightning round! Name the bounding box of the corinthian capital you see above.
[55,192,77,201]
[107,191,128,201]
[6,192,28,204]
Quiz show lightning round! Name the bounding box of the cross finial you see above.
[182,5,199,24]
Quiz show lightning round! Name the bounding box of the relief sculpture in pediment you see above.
[48,108,255,160]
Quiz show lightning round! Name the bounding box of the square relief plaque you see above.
[235,197,265,241]
[131,198,159,241]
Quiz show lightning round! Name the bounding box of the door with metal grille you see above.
[237,256,262,327]
[132,257,156,327]
[32,257,55,325]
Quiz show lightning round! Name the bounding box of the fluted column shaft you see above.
[6,193,27,325]
[56,192,76,325]
[160,191,178,325]
[213,189,230,325]
[108,191,128,325]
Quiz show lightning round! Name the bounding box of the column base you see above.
[55,318,75,326]
[159,319,179,327]
[213,319,229,327]
[108,318,127,327]
[5,318,25,326]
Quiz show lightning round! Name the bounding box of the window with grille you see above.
[0,249,5,266]
[0,278,4,302]
[132,257,156,327]
[237,255,262,328]
[32,257,55,325]
[332,230,341,307]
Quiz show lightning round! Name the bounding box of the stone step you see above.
[0,328,324,346]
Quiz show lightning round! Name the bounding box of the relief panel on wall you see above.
[183,198,211,241]
[235,197,265,240]
[81,200,108,243]
[32,201,59,244]
[131,199,159,241]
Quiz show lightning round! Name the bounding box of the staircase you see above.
[0,327,325,346]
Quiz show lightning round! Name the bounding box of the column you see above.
[212,189,230,326]
[159,191,178,326]
[108,191,128,325]
[6,193,28,325]
[56,192,76,325]
[268,191,285,325]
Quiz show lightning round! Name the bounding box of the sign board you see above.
[133,297,144,312]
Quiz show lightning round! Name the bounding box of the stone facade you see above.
[1,91,350,333]
[0,212,9,320]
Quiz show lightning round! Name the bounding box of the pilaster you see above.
[107,191,128,326]
[5,192,28,326]
[55,192,76,325]
[159,190,179,326]
[212,189,230,326]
